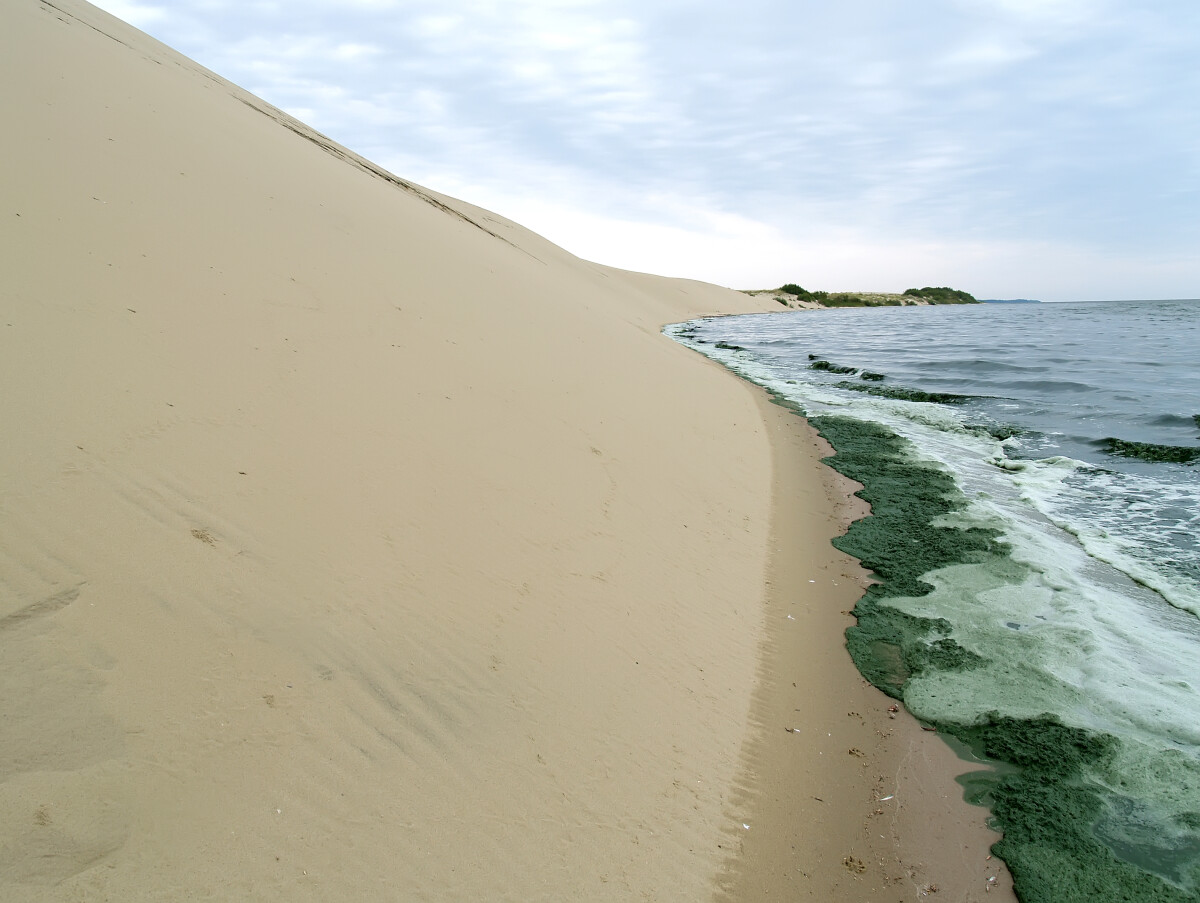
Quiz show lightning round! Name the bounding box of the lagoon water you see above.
[668,299,1200,893]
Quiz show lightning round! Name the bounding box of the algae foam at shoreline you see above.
[666,298,1200,902]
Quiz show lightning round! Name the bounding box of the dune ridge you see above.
[2,2,1012,899]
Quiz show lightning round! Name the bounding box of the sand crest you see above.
[1,2,1010,899]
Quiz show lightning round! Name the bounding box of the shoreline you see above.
[672,305,1200,902]
[711,378,1017,901]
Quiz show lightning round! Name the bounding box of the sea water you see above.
[667,299,1200,899]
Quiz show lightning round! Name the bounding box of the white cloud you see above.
[978,0,1101,24]
[940,39,1035,70]
[411,14,465,37]
[331,43,382,62]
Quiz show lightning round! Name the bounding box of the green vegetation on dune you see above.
[779,284,829,304]
[903,286,979,304]
[823,292,901,307]
[772,283,979,307]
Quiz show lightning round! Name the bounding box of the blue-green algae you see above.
[1100,437,1200,465]
[808,359,858,375]
[805,414,1003,691]
[799,410,1200,903]
[984,425,1023,441]
[834,381,974,405]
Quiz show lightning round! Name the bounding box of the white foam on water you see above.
[1014,464,1200,617]
[891,510,1200,752]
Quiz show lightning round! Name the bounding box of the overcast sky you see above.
[92,0,1198,301]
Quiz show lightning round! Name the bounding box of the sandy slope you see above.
[1,2,1014,900]
[1,2,777,898]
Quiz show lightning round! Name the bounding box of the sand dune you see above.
[1,2,1012,900]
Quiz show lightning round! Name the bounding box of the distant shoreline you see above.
[744,288,984,310]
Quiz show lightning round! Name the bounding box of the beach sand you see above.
[1,2,1013,899]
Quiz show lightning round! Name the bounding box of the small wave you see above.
[1148,413,1200,430]
[994,378,1099,394]
[927,359,1045,375]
